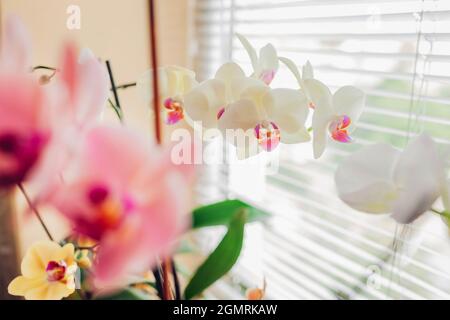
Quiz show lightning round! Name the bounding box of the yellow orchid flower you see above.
[137,65,198,125]
[8,241,78,300]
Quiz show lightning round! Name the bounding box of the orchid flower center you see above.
[254,121,281,152]
[46,260,67,282]
[86,185,135,234]
[163,97,184,125]
[0,131,48,187]
[328,115,352,143]
[259,70,276,85]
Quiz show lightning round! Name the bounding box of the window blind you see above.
[194,0,450,300]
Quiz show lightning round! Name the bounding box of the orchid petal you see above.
[229,76,266,102]
[239,84,271,110]
[335,143,400,213]
[165,65,197,98]
[78,48,95,63]
[20,241,62,278]
[218,98,261,157]
[214,62,245,84]
[8,276,47,299]
[307,79,333,158]
[333,86,365,131]
[303,79,333,113]
[214,62,246,100]
[183,79,227,128]
[137,66,196,104]
[79,126,153,186]
[218,98,261,133]
[236,33,258,72]
[302,61,314,80]
[1,16,32,73]
[58,45,109,124]
[391,134,445,224]
[258,44,278,72]
[75,49,109,122]
[257,44,278,84]
[264,88,310,144]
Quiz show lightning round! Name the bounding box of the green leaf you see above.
[97,287,150,300]
[184,209,247,300]
[192,199,268,229]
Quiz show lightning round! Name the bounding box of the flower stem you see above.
[148,0,162,145]
[162,258,173,300]
[171,258,181,300]
[106,61,124,123]
[108,98,124,122]
[152,265,164,299]
[114,82,137,90]
[32,65,58,72]
[17,183,54,241]
[431,208,450,220]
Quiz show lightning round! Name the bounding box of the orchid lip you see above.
[46,260,67,282]
[163,97,184,125]
[329,115,353,143]
[88,185,109,205]
[254,121,281,152]
[80,184,136,240]
[331,130,352,143]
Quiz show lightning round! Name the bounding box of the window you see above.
[194,0,450,299]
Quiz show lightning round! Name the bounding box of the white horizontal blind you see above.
[194,0,450,299]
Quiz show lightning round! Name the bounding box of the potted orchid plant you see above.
[1,11,448,301]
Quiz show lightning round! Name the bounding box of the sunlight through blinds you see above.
[194,0,450,300]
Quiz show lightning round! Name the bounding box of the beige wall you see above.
[1,0,194,132]
[0,0,194,251]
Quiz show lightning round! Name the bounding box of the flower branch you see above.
[17,183,54,241]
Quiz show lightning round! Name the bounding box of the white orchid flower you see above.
[311,81,365,159]
[184,62,309,159]
[218,82,310,159]
[335,134,448,224]
[183,62,262,129]
[280,56,365,159]
[137,65,198,125]
[236,33,279,85]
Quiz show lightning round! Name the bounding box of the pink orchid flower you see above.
[0,16,108,194]
[0,16,53,188]
[32,44,109,197]
[48,126,192,287]
[49,44,109,131]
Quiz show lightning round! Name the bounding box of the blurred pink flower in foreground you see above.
[50,44,109,131]
[32,44,109,197]
[0,16,52,188]
[0,16,108,191]
[48,126,192,287]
